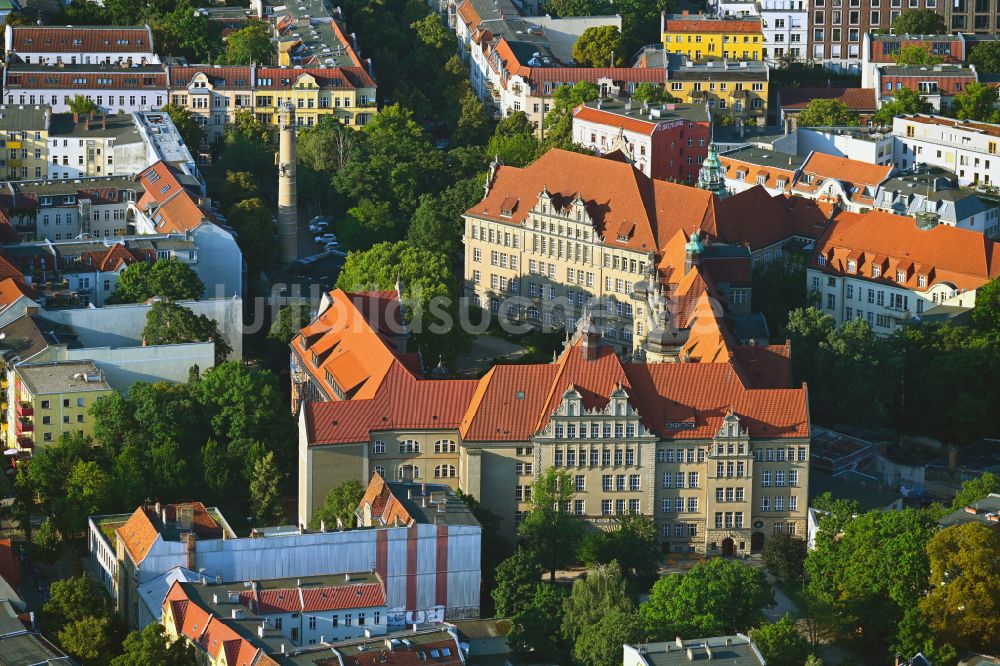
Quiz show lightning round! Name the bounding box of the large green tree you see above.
[68,95,99,115]
[508,583,569,662]
[218,171,261,215]
[575,609,646,666]
[873,87,933,126]
[492,548,544,618]
[486,111,541,168]
[43,574,113,631]
[142,301,232,362]
[762,532,808,585]
[111,622,199,666]
[249,450,285,526]
[162,104,205,149]
[971,276,1000,333]
[892,8,947,35]
[794,99,859,127]
[893,44,943,66]
[543,0,613,16]
[407,178,483,259]
[805,508,936,650]
[951,82,1000,123]
[309,479,365,529]
[153,0,222,62]
[950,472,1000,510]
[518,467,585,581]
[562,561,633,645]
[227,197,275,270]
[542,81,600,151]
[572,25,623,67]
[577,514,660,583]
[112,259,205,303]
[640,559,774,639]
[919,522,1000,654]
[57,615,115,664]
[223,20,273,65]
[969,40,1000,74]
[749,615,812,666]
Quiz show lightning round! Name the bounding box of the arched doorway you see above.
[751,531,765,553]
[721,537,735,557]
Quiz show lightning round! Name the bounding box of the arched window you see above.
[399,439,420,453]
[434,439,456,453]
[398,464,419,480]
[434,464,457,479]
[373,465,385,478]
[371,440,385,454]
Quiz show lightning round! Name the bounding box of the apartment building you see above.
[6,360,111,452]
[633,49,770,123]
[861,33,964,88]
[571,100,711,182]
[873,63,978,112]
[295,286,811,555]
[894,113,1000,185]
[2,63,168,114]
[808,0,942,72]
[793,126,894,166]
[0,104,50,181]
[715,185,833,263]
[874,165,999,235]
[791,150,894,212]
[807,208,1000,332]
[661,13,764,61]
[944,0,1000,33]
[3,24,159,66]
[167,65,377,142]
[760,0,808,63]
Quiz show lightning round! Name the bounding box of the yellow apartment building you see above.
[662,14,764,61]
[0,104,51,181]
[667,59,770,120]
[167,65,377,144]
[7,360,111,451]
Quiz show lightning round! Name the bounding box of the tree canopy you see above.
[227,197,275,270]
[762,532,808,585]
[892,9,947,35]
[309,479,365,529]
[749,615,812,666]
[111,622,199,666]
[112,259,205,303]
[162,104,206,149]
[223,20,273,65]
[492,548,544,618]
[969,40,1000,74]
[407,178,483,259]
[562,561,633,646]
[68,95,99,115]
[577,514,660,583]
[950,471,1000,510]
[950,82,1000,123]
[893,44,943,66]
[640,559,774,639]
[518,468,585,581]
[572,25,623,67]
[872,87,933,125]
[794,99,859,127]
[142,301,231,362]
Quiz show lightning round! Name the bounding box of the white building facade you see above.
[3,25,159,66]
[759,0,808,64]
[893,114,1000,186]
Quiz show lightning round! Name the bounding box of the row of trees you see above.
[42,573,197,665]
[782,275,1000,442]
[11,361,295,545]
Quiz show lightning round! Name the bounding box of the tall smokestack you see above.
[277,102,298,264]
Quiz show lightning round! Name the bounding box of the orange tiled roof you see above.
[715,186,831,251]
[664,19,762,34]
[116,507,161,565]
[9,26,153,53]
[779,87,877,111]
[793,152,893,206]
[0,278,35,314]
[811,208,1000,292]
[359,473,414,527]
[468,149,717,254]
[165,581,262,666]
[573,105,661,135]
[138,162,210,234]
[899,113,1000,138]
[239,582,385,613]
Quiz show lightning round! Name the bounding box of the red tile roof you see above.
[468,148,717,254]
[137,162,211,234]
[779,87,877,111]
[719,155,798,193]
[4,68,166,90]
[165,581,262,666]
[811,208,1000,292]
[0,539,21,587]
[573,104,662,135]
[0,278,35,314]
[491,38,666,88]
[899,113,1000,138]
[9,26,153,53]
[359,473,414,527]
[664,19,762,33]
[115,502,222,565]
[715,186,832,251]
[240,582,385,613]
[255,66,376,90]
[793,152,893,207]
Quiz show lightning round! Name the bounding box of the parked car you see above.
[314,233,337,244]
[324,242,339,252]
[308,216,331,232]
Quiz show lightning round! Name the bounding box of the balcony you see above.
[17,436,33,450]
[16,402,32,417]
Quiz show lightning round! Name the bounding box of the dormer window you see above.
[896,270,905,283]
[872,265,881,278]
[918,275,927,288]
[847,259,857,273]
[817,255,826,266]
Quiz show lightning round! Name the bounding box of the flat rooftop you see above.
[0,104,49,131]
[809,469,902,512]
[49,111,141,140]
[719,145,801,170]
[878,64,975,77]
[135,110,193,165]
[938,493,1000,528]
[273,0,360,68]
[384,481,480,527]
[15,360,110,395]
[628,635,763,665]
[580,98,709,124]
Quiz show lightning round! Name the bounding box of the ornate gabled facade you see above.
[296,285,811,557]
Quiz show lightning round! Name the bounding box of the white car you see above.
[324,242,339,252]
[308,216,331,232]
[314,233,337,244]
